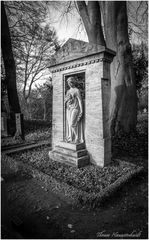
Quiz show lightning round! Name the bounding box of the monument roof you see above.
[48,38,115,67]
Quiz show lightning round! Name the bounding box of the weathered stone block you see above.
[57,142,85,151]
[49,143,90,168]
[55,146,87,158]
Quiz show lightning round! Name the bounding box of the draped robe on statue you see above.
[65,87,84,143]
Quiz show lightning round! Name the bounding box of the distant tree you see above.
[18,79,53,121]
[4,1,59,118]
[14,23,58,100]
[34,79,53,121]
[18,88,43,120]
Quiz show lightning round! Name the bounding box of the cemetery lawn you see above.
[9,147,138,191]
[8,145,144,207]
[4,113,147,206]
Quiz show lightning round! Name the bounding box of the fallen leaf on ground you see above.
[68,224,73,228]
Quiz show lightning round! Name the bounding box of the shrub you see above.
[24,119,52,134]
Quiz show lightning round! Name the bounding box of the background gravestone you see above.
[15,113,25,140]
[49,38,115,167]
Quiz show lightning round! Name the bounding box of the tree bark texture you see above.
[1,1,21,113]
[77,1,106,46]
[77,1,137,133]
[43,99,46,121]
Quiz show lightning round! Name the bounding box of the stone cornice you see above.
[51,57,112,73]
[48,38,116,71]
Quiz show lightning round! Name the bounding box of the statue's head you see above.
[67,76,76,88]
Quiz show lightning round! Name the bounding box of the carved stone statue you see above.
[65,76,84,143]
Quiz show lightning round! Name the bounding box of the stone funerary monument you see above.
[49,38,115,168]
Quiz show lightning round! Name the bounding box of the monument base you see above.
[49,142,90,168]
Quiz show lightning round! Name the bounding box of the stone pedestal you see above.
[48,38,115,168]
[49,142,89,168]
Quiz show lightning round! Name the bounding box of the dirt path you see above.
[2,169,148,239]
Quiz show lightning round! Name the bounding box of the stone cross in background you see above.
[48,38,115,168]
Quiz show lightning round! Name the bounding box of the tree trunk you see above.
[77,1,106,46]
[1,1,21,113]
[100,1,137,133]
[77,1,137,134]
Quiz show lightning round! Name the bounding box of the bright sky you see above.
[46,2,88,44]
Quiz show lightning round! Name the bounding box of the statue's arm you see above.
[65,92,69,103]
